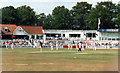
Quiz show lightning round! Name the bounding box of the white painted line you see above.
[49,63,54,64]
[15,64,28,66]
[38,63,54,65]
[75,53,88,54]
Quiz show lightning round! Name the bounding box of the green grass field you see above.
[2,48,118,71]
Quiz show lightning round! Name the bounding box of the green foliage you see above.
[71,2,92,30]
[0,9,2,24]
[44,14,54,29]
[87,1,117,29]
[36,13,46,27]
[113,4,120,29]
[1,1,120,29]
[52,6,72,29]
[97,1,116,29]
[113,14,120,29]
[85,8,98,30]
[16,5,37,26]
[2,6,18,24]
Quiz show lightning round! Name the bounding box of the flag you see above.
[98,18,100,29]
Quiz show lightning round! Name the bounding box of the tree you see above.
[52,6,72,29]
[85,8,98,30]
[37,13,55,29]
[71,2,92,30]
[0,8,2,24]
[113,4,120,29]
[44,14,54,29]
[36,13,46,27]
[16,5,36,26]
[87,1,117,29]
[2,6,18,24]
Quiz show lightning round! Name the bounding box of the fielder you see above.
[81,43,84,51]
[68,42,70,50]
[11,42,14,50]
[56,41,58,50]
[50,42,53,50]
[75,42,78,50]
[5,42,8,49]
[39,40,43,53]
[78,42,82,51]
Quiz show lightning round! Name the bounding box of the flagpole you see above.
[98,18,100,30]
[98,18,101,41]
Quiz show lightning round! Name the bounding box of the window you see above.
[4,27,8,32]
[32,35,34,39]
[86,33,96,38]
[46,34,60,37]
[37,35,39,39]
[63,34,65,37]
[108,38,111,40]
[112,38,115,40]
[19,27,23,32]
[99,37,101,40]
[19,30,23,32]
[117,38,120,40]
[105,37,107,40]
[69,34,80,37]
[102,37,104,40]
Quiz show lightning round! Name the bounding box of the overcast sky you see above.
[0,0,119,15]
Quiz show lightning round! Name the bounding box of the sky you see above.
[0,0,119,15]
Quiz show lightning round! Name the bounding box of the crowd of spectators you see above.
[43,41,64,46]
[0,40,31,48]
[0,39,119,49]
[42,40,119,49]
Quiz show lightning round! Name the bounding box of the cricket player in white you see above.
[68,42,70,50]
[82,43,84,51]
[5,42,8,49]
[79,42,81,48]
[11,43,14,50]
[86,43,88,49]
[56,41,58,50]
[50,42,53,50]
[76,42,78,50]
[34,40,38,48]
[70,42,72,50]
[94,43,96,50]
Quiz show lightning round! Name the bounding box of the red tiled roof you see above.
[0,24,17,34]
[0,24,43,35]
[13,26,20,33]
[21,26,43,34]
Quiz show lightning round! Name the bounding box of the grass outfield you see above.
[2,48,118,71]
